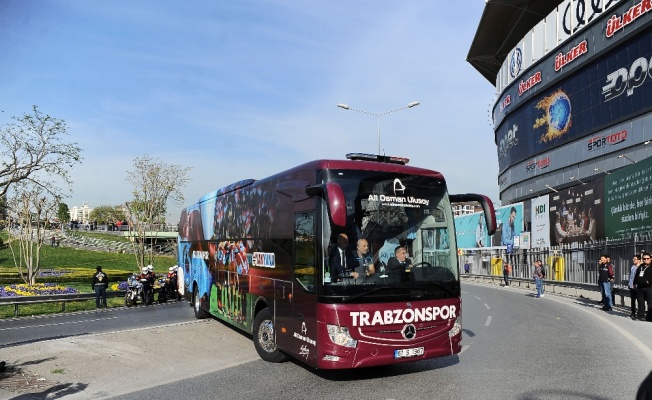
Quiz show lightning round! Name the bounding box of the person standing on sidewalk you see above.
[503,260,510,287]
[629,254,642,320]
[598,254,614,311]
[634,252,652,322]
[533,260,544,298]
[92,265,109,309]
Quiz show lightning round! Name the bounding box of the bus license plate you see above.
[394,347,424,358]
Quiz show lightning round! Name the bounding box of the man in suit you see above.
[329,233,357,283]
[387,246,414,281]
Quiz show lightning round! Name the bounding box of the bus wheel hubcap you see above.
[258,320,275,352]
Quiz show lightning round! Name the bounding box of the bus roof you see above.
[195,156,446,204]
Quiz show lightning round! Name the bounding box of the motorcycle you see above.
[158,276,180,303]
[124,274,154,307]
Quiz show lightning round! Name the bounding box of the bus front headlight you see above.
[326,324,358,348]
[449,316,462,337]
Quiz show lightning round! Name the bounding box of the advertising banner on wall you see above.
[548,178,604,245]
[496,28,652,173]
[454,212,488,249]
[455,203,524,249]
[530,195,550,248]
[492,203,524,249]
[604,156,652,238]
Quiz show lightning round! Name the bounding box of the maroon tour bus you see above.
[178,153,495,369]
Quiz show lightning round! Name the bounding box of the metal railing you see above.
[0,291,126,317]
[460,235,652,289]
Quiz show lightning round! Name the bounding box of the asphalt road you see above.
[1,282,651,400]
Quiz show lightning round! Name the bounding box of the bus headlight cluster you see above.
[326,324,358,348]
[449,316,462,337]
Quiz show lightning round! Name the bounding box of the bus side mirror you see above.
[449,193,497,235]
[305,183,347,228]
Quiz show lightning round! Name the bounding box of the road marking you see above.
[484,303,490,310]
[459,344,470,354]
[464,281,652,362]
[0,317,117,331]
[485,315,492,326]
[474,296,482,301]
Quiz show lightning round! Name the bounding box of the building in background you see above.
[467,0,652,246]
[453,202,483,217]
[69,202,92,224]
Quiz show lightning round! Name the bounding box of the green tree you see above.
[125,155,191,269]
[89,205,126,224]
[6,182,60,284]
[57,202,70,224]
[1,107,83,285]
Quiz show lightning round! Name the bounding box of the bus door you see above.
[273,279,294,353]
[292,210,318,365]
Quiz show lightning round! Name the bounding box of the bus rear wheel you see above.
[253,308,288,363]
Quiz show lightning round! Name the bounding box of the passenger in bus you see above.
[329,233,357,283]
[352,238,377,283]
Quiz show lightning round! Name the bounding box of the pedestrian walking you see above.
[92,265,109,309]
[629,254,642,320]
[533,260,544,298]
[598,254,614,311]
[635,251,652,321]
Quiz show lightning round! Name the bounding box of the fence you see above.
[0,291,126,317]
[459,235,652,288]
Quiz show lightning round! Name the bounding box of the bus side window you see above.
[294,212,316,293]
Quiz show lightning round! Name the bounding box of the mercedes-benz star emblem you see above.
[402,324,416,340]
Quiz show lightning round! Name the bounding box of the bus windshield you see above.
[318,170,458,301]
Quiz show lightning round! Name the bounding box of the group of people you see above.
[628,252,652,321]
[329,233,414,284]
[91,264,181,308]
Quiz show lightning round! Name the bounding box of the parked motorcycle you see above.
[124,274,154,307]
[158,276,180,303]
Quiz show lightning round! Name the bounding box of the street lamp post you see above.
[617,154,636,164]
[545,184,559,193]
[337,101,420,154]
[594,167,611,175]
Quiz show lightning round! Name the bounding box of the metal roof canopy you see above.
[467,0,564,85]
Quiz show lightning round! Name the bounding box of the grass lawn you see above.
[0,230,178,318]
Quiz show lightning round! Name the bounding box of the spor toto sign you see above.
[587,130,628,151]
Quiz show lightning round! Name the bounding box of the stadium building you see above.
[465,0,652,249]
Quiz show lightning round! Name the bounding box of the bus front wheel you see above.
[192,287,208,319]
[253,308,288,363]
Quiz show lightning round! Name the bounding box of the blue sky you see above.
[0,0,498,222]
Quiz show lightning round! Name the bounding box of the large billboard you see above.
[548,178,605,245]
[455,203,524,250]
[604,155,652,238]
[531,195,551,248]
[496,27,652,173]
